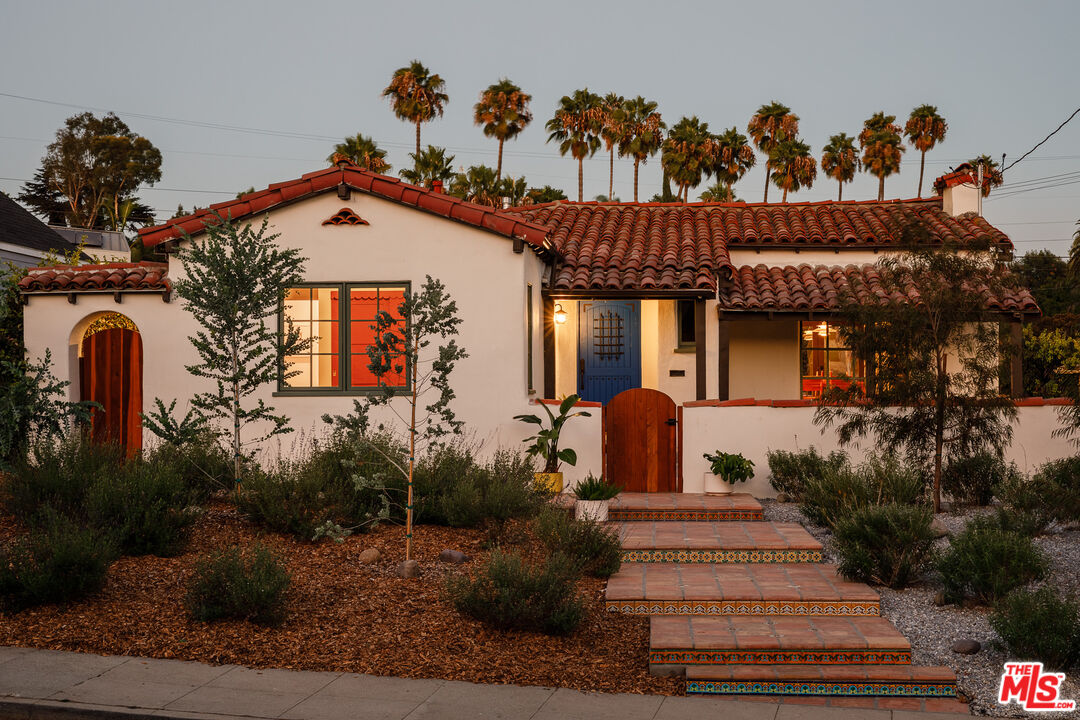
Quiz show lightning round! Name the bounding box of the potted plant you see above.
[514,394,591,493]
[703,451,755,495]
[572,473,621,522]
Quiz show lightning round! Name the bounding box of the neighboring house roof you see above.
[19,261,171,296]
[934,163,978,192]
[508,197,1011,294]
[721,263,1039,316]
[0,193,78,255]
[138,164,555,255]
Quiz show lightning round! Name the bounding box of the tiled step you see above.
[607,492,763,521]
[618,521,823,563]
[606,563,879,616]
[649,616,912,675]
[704,695,970,714]
[686,663,957,699]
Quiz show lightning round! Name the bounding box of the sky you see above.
[1,0,1079,259]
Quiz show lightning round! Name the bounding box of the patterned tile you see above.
[608,510,764,521]
[686,680,956,698]
[650,649,913,665]
[622,549,823,564]
[606,600,880,616]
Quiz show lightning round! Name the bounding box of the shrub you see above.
[800,453,926,529]
[1033,456,1080,524]
[990,587,1080,670]
[833,504,936,589]
[534,507,621,578]
[86,459,199,556]
[767,447,848,500]
[184,544,290,625]
[445,549,585,634]
[414,447,542,528]
[994,471,1058,536]
[146,436,233,501]
[0,510,117,609]
[937,516,1048,604]
[942,452,1020,507]
[571,473,621,501]
[4,434,124,519]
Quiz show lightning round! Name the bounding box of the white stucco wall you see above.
[728,248,886,268]
[727,318,801,400]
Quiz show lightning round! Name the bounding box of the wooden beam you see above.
[694,299,706,400]
[543,296,555,399]
[1010,320,1024,398]
[717,320,730,401]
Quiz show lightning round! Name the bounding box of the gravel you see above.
[761,498,1080,717]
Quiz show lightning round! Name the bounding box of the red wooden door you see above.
[80,327,142,454]
[603,388,678,493]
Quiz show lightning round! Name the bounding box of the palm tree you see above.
[860,112,905,201]
[699,183,740,202]
[965,155,1004,197]
[545,89,603,202]
[399,145,455,189]
[905,105,948,198]
[820,133,860,201]
[382,60,449,156]
[747,102,799,202]
[599,93,626,202]
[712,127,756,200]
[327,133,390,173]
[499,176,528,206]
[1070,222,1080,278]
[473,79,532,182]
[661,116,716,201]
[449,164,501,207]
[616,96,665,202]
[769,139,817,202]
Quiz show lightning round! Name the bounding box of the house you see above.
[18,162,1069,494]
[0,193,80,267]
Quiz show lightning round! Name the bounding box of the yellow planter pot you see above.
[535,472,564,493]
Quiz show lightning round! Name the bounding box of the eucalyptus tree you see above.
[616,96,665,202]
[712,127,756,200]
[382,60,448,156]
[599,92,626,202]
[769,138,817,202]
[860,112,905,201]
[747,102,799,202]
[905,105,948,197]
[328,133,391,173]
[545,89,604,202]
[399,145,455,189]
[821,133,860,201]
[661,116,716,201]
[473,79,532,182]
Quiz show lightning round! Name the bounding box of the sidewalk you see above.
[0,646,965,720]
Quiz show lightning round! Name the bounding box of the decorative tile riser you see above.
[609,510,764,522]
[650,650,912,665]
[623,549,823,564]
[607,601,879,616]
[686,680,956,698]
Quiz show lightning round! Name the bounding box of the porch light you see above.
[554,303,567,324]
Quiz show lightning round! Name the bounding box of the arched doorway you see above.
[603,388,678,492]
[78,312,143,454]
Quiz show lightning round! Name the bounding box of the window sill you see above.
[673,345,697,354]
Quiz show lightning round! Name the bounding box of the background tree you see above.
[860,112,905,201]
[699,183,740,202]
[661,116,716,201]
[382,60,448,156]
[1071,221,1080,278]
[500,176,528,206]
[820,133,860,201]
[617,96,664,202]
[813,231,1019,512]
[328,133,390,173]
[967,155,1004,197]
[545,89,603,202]
[172,215,310,485]
[1010,250,1080,397]
[525,185,567,204]
[19,112,161,229]
[747,102,799,202]
[905,105,948,198]
[17,168,68,224]
[599,93,626,202]
[449,164,501,207]
[711,127,755,200]
[769,138,817,202]
[399,145,455,188]
[473,79,532,182]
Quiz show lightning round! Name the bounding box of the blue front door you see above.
[578,300,641,405]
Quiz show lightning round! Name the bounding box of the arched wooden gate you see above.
[603,388,679,493]
[80,322,143,454]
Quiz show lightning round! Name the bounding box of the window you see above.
[800,320,865,399]
[676,299,696,350]
[280,283,409,393]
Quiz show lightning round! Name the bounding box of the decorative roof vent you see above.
[322,208,369,226]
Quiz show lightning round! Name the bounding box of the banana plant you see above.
[514,394,591,473]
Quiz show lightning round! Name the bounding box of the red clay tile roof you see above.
[722,263,1039,316]
[934,164,979,192]
[508,198,1011,293]
[138,164,554,254]
[18,262,170,294]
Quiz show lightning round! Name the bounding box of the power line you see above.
[0,176,233,195]
[1004,107,1080,172]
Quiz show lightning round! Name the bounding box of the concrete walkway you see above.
[0,646,967,720]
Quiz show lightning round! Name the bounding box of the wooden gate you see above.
[80,327,143,454]
[603,388,679,493]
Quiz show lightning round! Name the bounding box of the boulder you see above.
[775,492,790,504]
[933,591,948,606]
[357,548,381,564]
[951,639,981,655]
[397,559,420,579]
[439,549,470,564]
[930,518,950,539]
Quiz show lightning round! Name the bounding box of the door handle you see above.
[665,418,677,426]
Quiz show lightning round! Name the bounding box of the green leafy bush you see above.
[766,446,848,500]
[571,473,621,501]
[943,452,1021,507]
[800,453,926,529]
[184,544,290,625]
[414,447,542,528]
[87,460,198,556]
[4,434,124,519]
[445,549,585,634]
[994,471,1058,536]
[0,510,117,609]
[990,587,1080,671]
[1033,456,1080,524]
[534,507,621,578]
[937,516,1048,604]
[146,436,234,502]
[833,504,936,588]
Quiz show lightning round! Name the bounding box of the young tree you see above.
[323,276,467,562]
[172,214,309,484]
[813,229,1020,512]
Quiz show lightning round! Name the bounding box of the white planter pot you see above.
[704,472,736,495]
[575,499,609,522]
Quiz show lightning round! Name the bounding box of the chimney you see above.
[431,179,444,194]
[935,163,980,217]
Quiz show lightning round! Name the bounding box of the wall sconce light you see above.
[554,303,567,324]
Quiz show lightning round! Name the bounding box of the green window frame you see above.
[278,281,411,395]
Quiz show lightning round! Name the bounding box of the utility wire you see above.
[1004,107,1080,171]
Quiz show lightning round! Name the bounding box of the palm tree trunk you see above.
[726,181,733,201]
[782,186,789,203]
[917,150,926,198]
[838,179,843,202]
[609,148,614,201]
[633,159,640,202]
[415,121,421,157]
[496,139,504,183]
[878,175,885,202]
[577,156,583,202]
[763,162,770,203]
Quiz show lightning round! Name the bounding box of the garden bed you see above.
[0,501,680,697]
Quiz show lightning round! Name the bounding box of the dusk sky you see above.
[2,0,1078,258]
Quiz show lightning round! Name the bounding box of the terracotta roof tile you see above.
[18,262,170,294]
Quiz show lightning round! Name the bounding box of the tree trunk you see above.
[918,150,926,198]
[406,335,419,561]
[496,139,504,183]
[838,180,843,202]
[726,181,733,201]
[415,121,421,157]
[633,159,640,202]
[782,186,788,203]
[609,147,614,201]
[932,351,948,513]
[231,343,241,492]
[878,174,885,202]
[577,156,583,202]
[763,162,770,203]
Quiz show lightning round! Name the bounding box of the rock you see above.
[439,549,470,564]
[930,518,950,539]
[357,548,381,564]
[775,492,790,504]
[933,591,947,606]
[396,559,420,579]
[951,639,981,655]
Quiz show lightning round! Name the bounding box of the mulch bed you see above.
[0,501,682,696]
